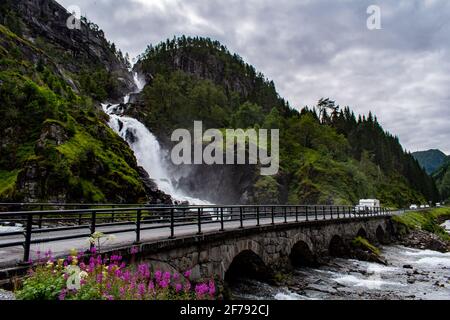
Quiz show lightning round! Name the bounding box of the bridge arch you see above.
[376,225,387,244]
[328,235,348,257]
[356,227,368,239]
[224,249,269,284]
[289,240,316,267]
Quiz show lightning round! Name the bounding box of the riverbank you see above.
[392,207,450,252]
[230,207,450,300]
[231,244,450,300]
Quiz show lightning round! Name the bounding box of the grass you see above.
[0,169,19,198]
[392,207,450,241]
[351,236,381,256]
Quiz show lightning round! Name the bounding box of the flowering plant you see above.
[16,247,216,301]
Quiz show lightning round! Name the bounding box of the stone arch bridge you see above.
[136,216,393,283]
[0,204,395,287]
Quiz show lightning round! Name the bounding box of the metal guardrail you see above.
[0,205,391,264]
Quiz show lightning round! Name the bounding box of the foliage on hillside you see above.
[135,36,440,207]
[433,160,450,202]
[0,18,146,202]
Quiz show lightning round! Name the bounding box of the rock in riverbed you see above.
[0,289,15,300]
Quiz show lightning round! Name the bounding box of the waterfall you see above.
[102,73,211,205]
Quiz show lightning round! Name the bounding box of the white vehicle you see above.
[420,205,426,209]
[425,205,430,208]
[410,204,418,210]
[355,199,381,212]
[436,203,441,207]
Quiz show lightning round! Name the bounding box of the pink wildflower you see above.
[208,280,216,297]
[184,270,192,279]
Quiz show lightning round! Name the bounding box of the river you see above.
[230,221,450,300]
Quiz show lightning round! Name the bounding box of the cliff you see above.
[0,0,170,204]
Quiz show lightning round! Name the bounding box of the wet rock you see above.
[399,229,449,253]
[35,122,69,154]
[0,289,15,301]
[137,166,173,204]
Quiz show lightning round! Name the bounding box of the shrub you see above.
[16,247,216,301]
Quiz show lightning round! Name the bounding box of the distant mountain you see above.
[412,149,448,175]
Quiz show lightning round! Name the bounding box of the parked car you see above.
[410,204,418,210]
[420,205,426,209]
[436,203,441,207]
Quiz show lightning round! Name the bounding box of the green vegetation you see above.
[392,207,450,241]
[136,36,440,207]
[351,236,381,256]
[433,160,450,202]
[16,247,216,300]
[0,10,147,203]
[0,3,443,206]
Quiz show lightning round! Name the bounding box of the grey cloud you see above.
[57,0,450,154]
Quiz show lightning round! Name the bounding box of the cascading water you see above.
[102,73,211,205]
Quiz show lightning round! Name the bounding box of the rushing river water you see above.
[231,222,450,300]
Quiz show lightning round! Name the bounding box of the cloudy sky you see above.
[57,0,450,154]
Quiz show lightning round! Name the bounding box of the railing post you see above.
[305,206,309,222]
[239,207,244,229]
[337,206,340,219]
[111,205,115,223]
[314,206,318,221]
[197,208,202,235]
[330,207,333,219]
[90,211,96,249]
[169,208,175,239]
[271,206,275,225]
[135,209,142,244]
[295,206,299,222]
[323,206,326,220]
[220,207,224,231]
[23,213,33,264]
[284,207,287,223]
[38,205,43,229]
[256,207,260,227]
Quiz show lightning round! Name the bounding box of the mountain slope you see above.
[412,149,448,175]
[0,3,440,207]
[0,0,167,203]
[129,36,440,207]
[433,159,450,202]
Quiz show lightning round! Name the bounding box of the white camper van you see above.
[355,199,380,212]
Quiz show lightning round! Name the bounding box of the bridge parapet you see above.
[0,204,392,285]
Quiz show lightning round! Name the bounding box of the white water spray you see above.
[102,73,211,205]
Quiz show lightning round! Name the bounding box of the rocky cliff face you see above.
[1,0,135,99]
[0,0,171,204]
